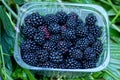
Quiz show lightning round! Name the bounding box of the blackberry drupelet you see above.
[85,14,97,25]
[48,23,61,33]
[69,47,83,60]
[76,25,88,37]
[24,12,44,28]
[34,30,45,45]
[61,28,76,40]
[59,63,66,69]
[66,17,77,29]
[22,52,38,66]
[42,61,58,68]
[49,51,63,63]
[75,38,89,51]
[56,11,68,25]
[87,33,95,44]
[92,40,103,55]
[44,14,58,25]
[82,60,96,69]
[89,25,102,38]
[65,58,82,69]
[43,41,56,52]
[68,12,78,20]
[36,50,49,63]
[21,25,36,39]
[49,34,61,42]
[20,39,39,53]
[57,41,68,52]
[84,47,97,60]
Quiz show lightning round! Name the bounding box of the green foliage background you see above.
[0,0,120,80]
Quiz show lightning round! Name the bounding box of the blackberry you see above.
[49,34,61,42]
[38,26,50,39]
[42,61,58,68]
[65,58,82,69]
[34,31,45,45]
[75,38,89,51]
[43,41,56,52]
[68,12,78,20]
[21,25,36,39]
[44,14,58,25]
[66,17,77,29]
[56,11,68,25]
[69,47,83,60]
[22,52,38,66]
[92,40,103,55]
[61,28,76,40]
[59,63,66,69]
[84,47,97,60]
[76,24,88,37]
[20,39,39,53]
[49,51,63,63]
[24,12,44,28]
[76,18,83,27]
[57,41,68,52]
[82,60,96,69]
[85,14,97,25]
[48,23,61,33]
[89,25,102,38]
[36,50,49,63]
[87,33,95,44]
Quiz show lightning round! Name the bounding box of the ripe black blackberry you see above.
[44,14,58,25]
[34,31,45,45]
[76,18,83,27]
[61,28,76,40]
[85,14,97,25]
[66,17,77,29]
[59,63,66,69]
[87,33,95,44]
[20,39,39,53]
[57,41,68,52]
[76,24,88,37]
[48,23,61,33]
[92,40,103,55]
[43,41,56,52]
[82,60,96,69]
[75,38,89,51]
[69,47,83,60]
[68,12,78,20]
[36,50,49,63]
[56,11,68,25]
[22,52,38,66]
[65,58,82,69]
[49,34,61,42]
[89,25,102,38]
[49,51,63,63]
[21,25,36,39]
[84,47,97,60]
[24,12,44,28]
[42,61,58,68]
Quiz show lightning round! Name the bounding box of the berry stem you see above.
[1,0,18,19]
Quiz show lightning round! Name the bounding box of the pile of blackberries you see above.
[20,11,103,69]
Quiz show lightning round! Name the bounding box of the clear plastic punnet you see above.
[14,2,110,77]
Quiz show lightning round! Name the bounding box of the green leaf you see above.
[13,0,25,5]
[0,6,15,38]
[24,69,36,80]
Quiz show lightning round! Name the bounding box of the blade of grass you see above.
[111,10,120,24]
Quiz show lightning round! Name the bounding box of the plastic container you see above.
[14,2,110,77]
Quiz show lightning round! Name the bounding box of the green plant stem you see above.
[0,46,5,69]
[107,0,118,13]
[111,10,120,24]
[1,0,18,19]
